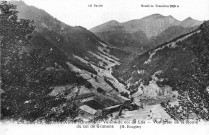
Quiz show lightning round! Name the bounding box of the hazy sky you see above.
[19,0,209,29]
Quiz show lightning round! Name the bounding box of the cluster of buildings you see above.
[75,92,131,117]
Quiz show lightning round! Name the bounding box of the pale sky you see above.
[16,0,209,29]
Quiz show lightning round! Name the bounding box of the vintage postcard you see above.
[0,0,209,135]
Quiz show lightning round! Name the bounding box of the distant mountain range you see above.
[2,1,208,122]
[90,14,203,54]
[91,14,202,38]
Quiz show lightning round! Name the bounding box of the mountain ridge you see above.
[90,14,203,55]
[90,14,203,38]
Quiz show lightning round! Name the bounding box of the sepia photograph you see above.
[0,0,209,134]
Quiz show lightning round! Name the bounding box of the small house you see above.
[79,105,102,116]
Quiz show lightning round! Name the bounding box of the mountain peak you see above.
[167,15,175,19]
[145,14,177,21]
[150,13,163,17]
[145,14,164,19]
[105,20,120,25]
[90,20,121,32]
[185,17,193,21]
[180,17,203,27]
